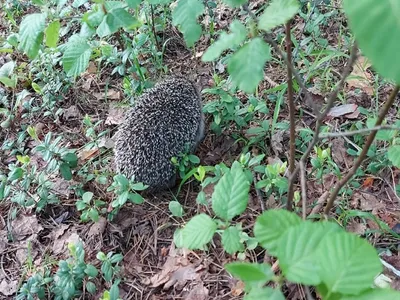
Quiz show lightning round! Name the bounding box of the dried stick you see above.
[300,160,307,220]
[323,86,400,215]
[319,125,400,138]
[286,20,296,211]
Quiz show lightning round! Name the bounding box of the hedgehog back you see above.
[114,77,203,190]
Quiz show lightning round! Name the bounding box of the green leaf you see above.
[169,201,184,217]
[253,209,302,256]
[181,214,216,249]
[45,20,60,48]
[0,61,15,77]
[125,0,141,8]
[202,20,247,62]
[211,161,250,221]
[316,231,382,295]
[172,0,205,47]
[88,208,99,222]
[127,193,144,204]
[343,0,400,84]
[278,222,341,286]
[85,264,99,277]
[221,226,244,254]
[388,145,400,168]
[60,163,73,180]
[0,76,17,88]
[109,283,120,300]
[258,0,300,32]
[222,0,248,8]
[148,0,172,3]
[97,8,140,37]
[9,167,24,181]
[73,0,89,7]
[82,192,94,203]
[86,281,97,294]
[341,288,400,300]
[225,262,273,283]
[63,152,78,167]
[245,287,285,300]
[62,36,92,77]
[18,13,46,59]
[228,38,271,93]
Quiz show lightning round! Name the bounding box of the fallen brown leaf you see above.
[346,56,374,95]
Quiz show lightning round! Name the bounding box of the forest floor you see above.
[1,1,400,299]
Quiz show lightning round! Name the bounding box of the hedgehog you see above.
[114,76,205,192]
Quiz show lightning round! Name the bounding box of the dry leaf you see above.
[183,282,209,300]
[87,61,97,74]
[93,89,121,100]
[353,191,384,211]
[63,105,81,120]
[0,280,18,296]
[327,104,358,118]
[105,104,126,125]
[11,215,43,241]
[78,148,99,161]
[346,56,374,95]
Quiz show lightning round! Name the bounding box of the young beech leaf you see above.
[258,0,300,32]
[45,20,60,48]
[222,0,248,8]
[221,226,244,254]
[245,287,285,300]
[202,20,247,62]
[225,262,273,283]
[172,0,205,47]
[18,13,47,59]
[388,145,400,168]
[211,161,250,221]
[62,36,92,77]
[227,38,271,93]
[343,0,400,84]
[254,209,301,256]
[316,231,382,295]
[341,288,400,300]
[181,214,217,249]
[278,221,342,286]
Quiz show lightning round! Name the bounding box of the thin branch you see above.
[150,4,160,51]
[286,20,296,211]
[324,86,400,215]
[300,160,307,220]
[287,42,359,207]
[319,125,400,138]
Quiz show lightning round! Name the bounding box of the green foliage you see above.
[176,160,254,253]
[211,161,250,221]
[18,13,46,59]
[169,200,184,217]
[62,36,92,77]
[258,0,300,32]
[228,38,271,93]
[225,209,398,299]
[76,191,107,222]
[17,242,123,300]
[106,174,148,219]
[202,20,247,62]
[343,0,400,84]
[172,0,205,47]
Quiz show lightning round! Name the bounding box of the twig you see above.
[319,125,400,138]
[286,20,296,210]
[287,42,359,209]
[299,160,307,220]
[150,4,160,51]
[323,86,400,215]
[253,171,265,211]
[309,191,329,216]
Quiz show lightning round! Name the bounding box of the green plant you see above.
[171,144,201,179]
[17,242,123,300]
[76,191,107,222]
[106,174,148,219]
[225,209,400,299]
[175,161,256,255]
